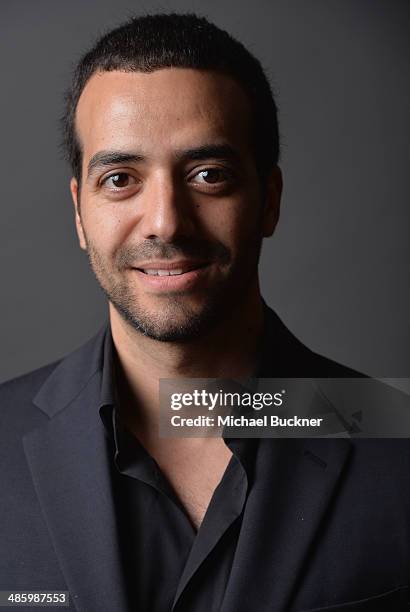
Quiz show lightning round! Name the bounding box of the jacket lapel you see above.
[223,436,352,611]
[221,304,353,611]
[23,325,129,612]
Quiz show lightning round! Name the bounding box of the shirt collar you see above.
[98,323,120,447]
[100,322,117,407]
[97,318,262,475]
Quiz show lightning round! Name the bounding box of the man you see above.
[1,13,409,612]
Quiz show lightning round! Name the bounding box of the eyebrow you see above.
[86,144,241,179]
[87,151,145,179]
[176,144,240,163]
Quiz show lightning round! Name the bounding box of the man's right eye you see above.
[102,173,138,190]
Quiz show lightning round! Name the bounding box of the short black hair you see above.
[62,13,280,184]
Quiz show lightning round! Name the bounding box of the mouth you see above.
[134,261,209,275]
[131,261,211,291]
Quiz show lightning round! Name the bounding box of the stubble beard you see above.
[83,236,263,343]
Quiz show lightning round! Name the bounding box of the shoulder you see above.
[0,361,61,415]
[0,322,107,430]
[299,346,364,378]
[0,361,62,440]
[0,360,61,403]
[261,304,364,377]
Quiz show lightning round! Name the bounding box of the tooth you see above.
[142,269,186,276]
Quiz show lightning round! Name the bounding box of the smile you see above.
[135,261,208,275]
[141,269,188,276]
[132,261,210,291]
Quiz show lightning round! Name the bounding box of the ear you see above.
[262,165,282,237]
[70,177,87,250]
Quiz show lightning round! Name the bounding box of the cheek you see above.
[81,205,126,253]
[198,198,261,248]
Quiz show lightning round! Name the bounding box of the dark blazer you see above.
[1,306,409,611]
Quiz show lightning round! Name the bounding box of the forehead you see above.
[75,68,253,164]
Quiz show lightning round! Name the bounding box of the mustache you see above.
[115,237,231,269]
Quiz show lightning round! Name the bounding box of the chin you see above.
[111,294,228,343]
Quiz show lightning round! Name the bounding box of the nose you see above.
[138,171,195,242]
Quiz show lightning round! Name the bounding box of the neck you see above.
[109,285,265,431]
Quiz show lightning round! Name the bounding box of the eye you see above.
[191,168,232,185]
[102,172,137,189]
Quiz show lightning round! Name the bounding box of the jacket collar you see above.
[32,322,109,418]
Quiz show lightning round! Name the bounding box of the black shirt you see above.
[99,326,259,612]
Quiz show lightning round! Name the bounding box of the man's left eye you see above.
[192,168,230,185]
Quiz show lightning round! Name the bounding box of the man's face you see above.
[71,68,280,341]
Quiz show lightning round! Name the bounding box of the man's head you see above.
[63,13,282,342]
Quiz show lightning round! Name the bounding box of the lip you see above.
[131,261,210,292]
[134,260,208,273]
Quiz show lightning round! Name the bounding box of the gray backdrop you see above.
[1,0,409,382]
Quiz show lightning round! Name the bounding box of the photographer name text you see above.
[170,415,324,428]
